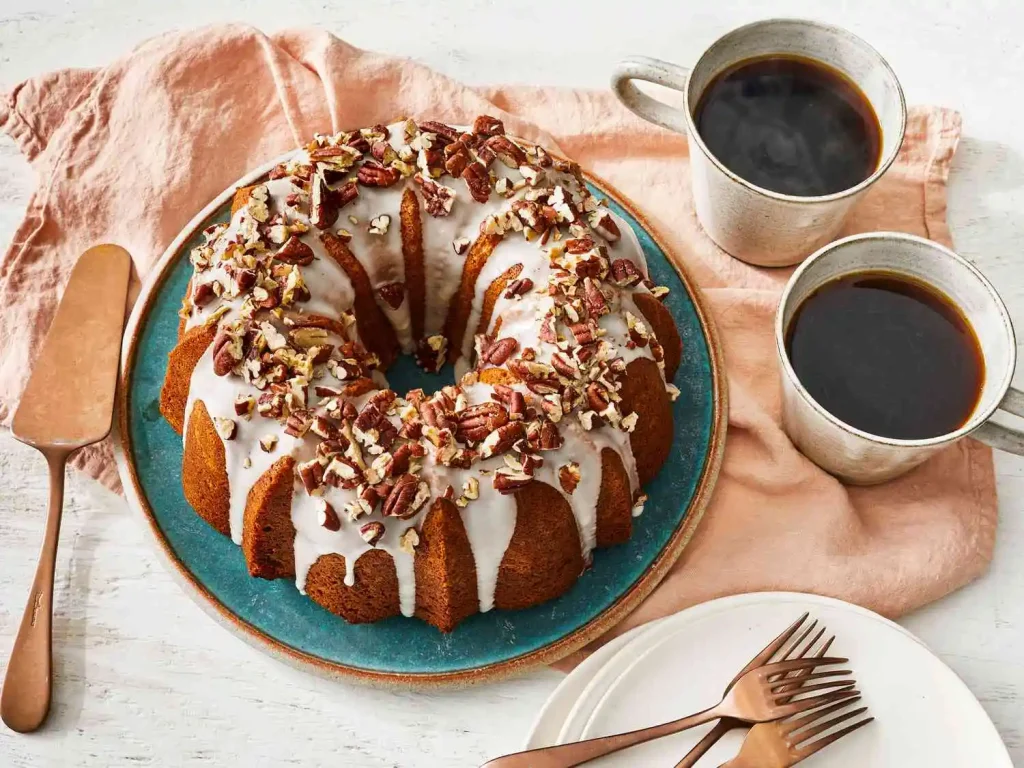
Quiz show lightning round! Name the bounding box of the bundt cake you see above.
[160,116,683,632]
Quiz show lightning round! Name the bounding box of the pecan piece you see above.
[298,459,325,495]
[377,282,405,310]
[504,278,533,299]
[481,337,518,366]
[275,235,314,266]
[212,328,242,376]
[484,135,528,168]
[558,462,581,494]
[583,278,609,317]
[480,421,525,458]
[589,209,622,242]
[418,120,460,143]
[461,162,491,203]
[330,180,359,209]
[192,281,216,307]
[473,115,505,137]
[357,160,401,187]
[444,142,472,177]
[310,175,339,230]
[415,177,456,217]
[359,521,385,546]
[456,402,509,444]
[318,500,341,531]
[382,474,431,519]
[493,470,532,495]
[611,258,643,287]
[371,140,397,165]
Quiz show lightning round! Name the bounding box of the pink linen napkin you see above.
[0,26,995,662]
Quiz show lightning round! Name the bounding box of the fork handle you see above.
[674,718,739,768]
[1,448,70,733]
[482,706,722,767]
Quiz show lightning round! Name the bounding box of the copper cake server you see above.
[1,244,132,733]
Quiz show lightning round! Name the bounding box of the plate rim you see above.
[112,149,729,688]
[559,592,1012,764]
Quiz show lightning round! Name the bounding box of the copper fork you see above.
[719,696,873,767]
[481,655,855,767]
[675,615,836,767]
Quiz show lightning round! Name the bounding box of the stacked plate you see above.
[524,593,1011,766]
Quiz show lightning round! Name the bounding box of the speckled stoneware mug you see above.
[777,232,1024,485]
[611,19,907,267]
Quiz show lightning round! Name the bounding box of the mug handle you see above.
[611,56,691,133]
[971,387,1024,454]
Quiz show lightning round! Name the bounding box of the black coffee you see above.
[694,55,882,196]
[784,272,984,440]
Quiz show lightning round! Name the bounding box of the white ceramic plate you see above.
[524,621,661,749]
[548,593,1011,766]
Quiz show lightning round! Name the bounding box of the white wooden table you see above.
[1,1,1022,764]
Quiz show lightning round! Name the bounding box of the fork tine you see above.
[771,669,853,689]
[772,688,860,718]
[778,620,819,662]
[773,632,835,699]
[779,695,862,736]
[794,715,875,758]
[775,678,857,697]
[791,706,869,744]
[762,656,848,675]
[725,613,810,693]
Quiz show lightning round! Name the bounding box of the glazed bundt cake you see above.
[160,116,683,632]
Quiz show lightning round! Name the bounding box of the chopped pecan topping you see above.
[213,417,237,441]
[558,462,581,494]
[481,421,525,458]
[461,162,491,203]
[589,209,621,242]
[484,135,528,168]
[456,402,509,444]
[298,459,325,495]
[493,469,531,494]
[371,140,397,164]
[504,278,533,299]
[415,177,456,217]
[377,282,405,309]
[480,337,518,366]
[275,236,315,265]
[418,120,460,143]
[382,474,430,519]
[310,176,339,230]
[359,521,385,546]
[212,328,243,376]
[318,499,341,531]
[357,160,401,187]
[331,180,359,209]
[473,115,505,137]
[444,142,472,177]
[284,408,313,438]
[399,527,420,555]
[611,258,642,287]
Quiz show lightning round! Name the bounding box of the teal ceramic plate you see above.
[114,156,727,687]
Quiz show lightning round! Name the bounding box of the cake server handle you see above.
[1,448,70,733]
[611,56,691,134]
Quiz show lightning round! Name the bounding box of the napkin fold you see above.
[0,25,995,663]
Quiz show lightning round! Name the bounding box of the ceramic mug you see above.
[611,19,907,267]
[776,231,1024,485]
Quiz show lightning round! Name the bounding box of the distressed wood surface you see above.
[1,0,1022,764]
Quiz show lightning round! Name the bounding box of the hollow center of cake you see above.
[386,354,458,396]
